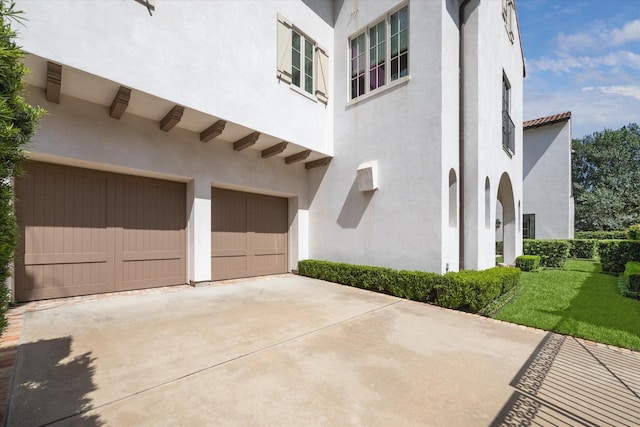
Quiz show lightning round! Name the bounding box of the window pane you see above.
[292,51,300,68]
[357,33,365,52]
[358,56,365,74]
[391,34,398,56]
[391,57,398,80]
[370,47,377,68]
[350,38,358,60]
[305,75,313,93]
[399,6,408,30]
[399,53,408,78]
[378,21,385,38]
[378,43,385,64]
[358,75,365,96]
[390,11,398,34]
[305,57,313,76]
[305,39,313,60]
[400,30,408,53]
[292,68,300,86]
[369,26,377,45]
[292,32,300,50]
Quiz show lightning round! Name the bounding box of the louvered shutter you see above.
[315,45,329,104]
[277,15,293,84]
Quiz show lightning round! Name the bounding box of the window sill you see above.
[290,84,318,103]
[346,75,411,107]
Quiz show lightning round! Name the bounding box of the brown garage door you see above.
[211,188,288,281]
[14,161,186,302]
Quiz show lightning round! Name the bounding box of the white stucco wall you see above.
[461,0,524,269]
[23,88,310,283]
[523,120,574,239]
[15,0,334,155]
[308,0,454,273]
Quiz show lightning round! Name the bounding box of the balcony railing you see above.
[502,109,515,156]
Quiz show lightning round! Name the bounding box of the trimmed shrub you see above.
[396,270,441,302]
[626,224,640,241]
[523,239,569,268]
[569,239,598,259]
[597,240,640,273]
[575,230,627,240]
[516,255,540,271]
[619,261,640,299]
[495,241,503,256]
[297,260,520,314]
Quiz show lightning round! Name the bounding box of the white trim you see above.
[346,75,410,107]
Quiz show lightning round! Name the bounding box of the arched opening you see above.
[449,169,457,227]
[497,172,516,264]
[484,177,490,229]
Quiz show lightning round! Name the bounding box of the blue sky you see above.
[517,0,640,138]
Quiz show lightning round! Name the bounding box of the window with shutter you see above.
[276,14,329,103]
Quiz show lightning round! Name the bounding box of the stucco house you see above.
[522,112,574,239]
[10,0,524,302]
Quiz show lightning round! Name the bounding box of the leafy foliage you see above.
[297,260,521,314]
[0,1,44,334]
[575,230,627,240]
[621,261,640,297]
[568,239,597,259]
[597,240,640,273]
[572,124,640,231]
[626,224,640,240]
[516,255,540,271]
[523,239,569,268]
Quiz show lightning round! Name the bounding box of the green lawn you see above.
[494,259,640,351]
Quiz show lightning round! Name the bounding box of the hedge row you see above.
[515,255,540,271]
[575,230,627,240]
[598,240,640,273]
[569,239,598,259]
[297,260,521,314]
[523,239,569,268]
[627,224,640,240]
[619,261,640,299]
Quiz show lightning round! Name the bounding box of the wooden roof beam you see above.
[285,150,312,164]
[160,105,184,132]
[200,120,227,142]
[305,157,332,169]
[46,62,62,104]
[261,141,288,159]
[109,86,131,119]
[233,132,260,151]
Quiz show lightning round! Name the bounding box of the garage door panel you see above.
[116,175,186,292]
[212,188,288,281]
[15,161,186,302]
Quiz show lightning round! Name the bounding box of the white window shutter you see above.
[315,45,329,104]
[277,15,293,84]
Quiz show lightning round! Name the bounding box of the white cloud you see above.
[610,19,640,45]
[555,19,640,52]
[528,51,640,74]
[597,85,640,100]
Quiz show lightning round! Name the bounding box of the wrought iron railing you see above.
[502,110,515,156]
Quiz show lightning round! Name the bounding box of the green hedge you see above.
[575,230,627,240]
[626,224,640,241]
[523,239,569,268]
[495,241,503,256]
[569,239,598,259]
[297,260,521,314]
[515,255,540,271]
[619,261,640,299]
[597,240,640,273]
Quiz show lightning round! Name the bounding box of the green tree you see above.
[572,123,640,231]
[0,1,44,333]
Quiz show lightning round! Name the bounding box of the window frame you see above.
[276,14,329,104]
[348,3,410,103]
[523,214,535,239]
[291,29,315,96]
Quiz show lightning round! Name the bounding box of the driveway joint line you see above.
[42,299,402,426]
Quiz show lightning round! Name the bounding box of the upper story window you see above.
[350,4,409,100]
[502,0,515,43]
[277,15,329,104]
[502,73,515,156]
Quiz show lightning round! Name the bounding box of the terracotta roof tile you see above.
[523,111,571,129]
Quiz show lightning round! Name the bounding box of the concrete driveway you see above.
[7,275,640,426]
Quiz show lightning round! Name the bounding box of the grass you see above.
[493,259,640,351]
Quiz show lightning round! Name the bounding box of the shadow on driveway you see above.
[491,332,640,426]
[8,336,101,426]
